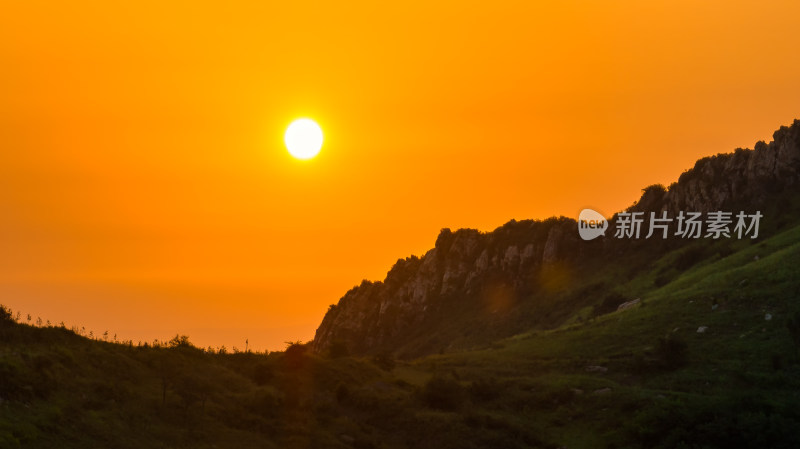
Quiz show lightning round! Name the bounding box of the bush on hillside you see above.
[0,305,12,323]
[422,376,465,411]
[469,377,503,402]
[675,245,708,271]
[168,334,193,349]
[329,339,349,359]
[594,293,628,316]
[372,351,395,371]
[655,334,689,370]
[252,362,274,385]
[283,342,308,370]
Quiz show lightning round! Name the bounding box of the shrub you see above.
[469,377,502,402]
[655,334,689,370]
[329,339,349,359]
[422,376,465,411]
[372,351,395,371]
[167,334,192,348]
[252,362,274,385]
[654,272,675,287]
[675,245,708,271]
[335,383,350,404]
[283,342,308,370]
[594,293,628,316]
[0,305,12,323]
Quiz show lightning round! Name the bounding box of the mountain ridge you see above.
[312,119,800,356]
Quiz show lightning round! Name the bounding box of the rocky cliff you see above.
[312,217,586,355]
[632,120,800,215]
[312,119,800,356]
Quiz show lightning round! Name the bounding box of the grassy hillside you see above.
[410,223,800,448]
[2,223,799,448]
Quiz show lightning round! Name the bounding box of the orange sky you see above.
[2,1,800,351]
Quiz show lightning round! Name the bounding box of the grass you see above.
[2,223,800,448]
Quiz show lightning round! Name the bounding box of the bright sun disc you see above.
[284,118,323,160]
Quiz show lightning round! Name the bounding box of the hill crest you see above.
[312,119,800,356]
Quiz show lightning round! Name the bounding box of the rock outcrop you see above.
[311,217,583,355]
[312,119,800,356]
[630,120,800,215]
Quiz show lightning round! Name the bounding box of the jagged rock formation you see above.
[312,217,584,355]
[632,120,800,215]
[312,119,800,356]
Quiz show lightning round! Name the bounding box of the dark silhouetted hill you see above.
[313,120,800,357]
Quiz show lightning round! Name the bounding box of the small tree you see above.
[168,334,192,348]
[0,305,12,326]
[159,358,173,406]
[174,372,208,413]
[0,305,11,320]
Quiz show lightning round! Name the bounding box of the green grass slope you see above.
[410,223,800,448]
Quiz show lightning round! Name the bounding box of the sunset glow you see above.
[1,1,800,351]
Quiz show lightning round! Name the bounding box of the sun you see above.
[284,118,323,160]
